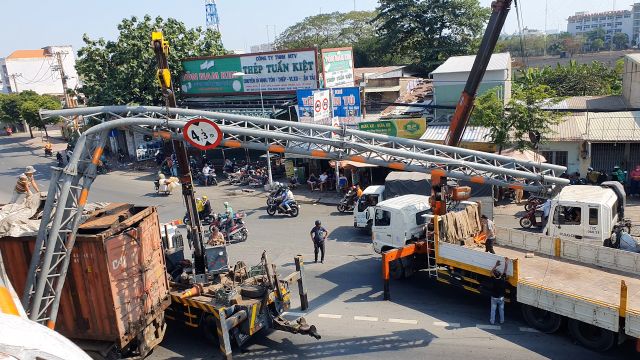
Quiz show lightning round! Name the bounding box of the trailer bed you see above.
[493,244,640,310]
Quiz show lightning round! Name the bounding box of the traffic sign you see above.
[183,118,223,150]
[315,100,321,113]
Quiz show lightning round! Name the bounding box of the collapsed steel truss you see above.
[25,105,569,326]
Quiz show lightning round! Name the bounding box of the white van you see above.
[354,185,385,231]
[371,194,431,254]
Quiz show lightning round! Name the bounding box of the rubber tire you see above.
[389,259,404,280]
[200,314,220,345]
[289,205,299,217]
[240,284,267,298]
[240,228,248,242]
[520,304,563,334]
[337,203,346,213]
[266,205,276,216]
[567,318,615,352]
[267,197,275,206]
[520,217,533,229]
[524,203,534,212]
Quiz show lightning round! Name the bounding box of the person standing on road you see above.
[310,220,328,263]
[481,214,496,254]
[489,258,508,325]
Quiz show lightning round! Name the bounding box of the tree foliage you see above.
[0,91,62,137]
[472,81,561,152]
[521,60,622,97]
[375,0,491,73]
[76,15,225,106]
[612,33,629,50]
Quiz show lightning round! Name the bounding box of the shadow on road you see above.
[329,226,369,244]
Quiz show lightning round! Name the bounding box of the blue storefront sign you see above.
[296,87,362,126]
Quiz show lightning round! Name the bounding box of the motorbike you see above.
[183,211,215,226]
[524,196,546,212]
[267,187,285,206]
[212,213,248,243]
[195,170,218,186]
[97,160,110,174]
[56,153,64,167]
[267,200,300,217]
[519,208,545,229]
[337,189,357,213]
[44,148,53,157]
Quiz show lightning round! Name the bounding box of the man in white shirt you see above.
[537,199,552,222]
[481,214,496,254]
[202,164,213,186]
[319,172,329,191]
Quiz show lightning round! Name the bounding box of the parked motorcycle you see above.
[519,208,544,229]
[337,188,358,213]
[267,200,300,217]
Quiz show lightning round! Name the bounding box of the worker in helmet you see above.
[221,201,234,232]
[202,195,212,219]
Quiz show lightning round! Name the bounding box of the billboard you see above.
[321,47,355,88]
[181,49,318,95]
[358,118,427,139]
[297,87,362,126]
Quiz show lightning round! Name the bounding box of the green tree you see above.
[76,15,225,106]
[471,82,561,152]
[375,0,491,73]
[591,38,605,51]
[522,60,622,96]
[0,93,22,125]
[612,33,629,50]
[19,94,62,137]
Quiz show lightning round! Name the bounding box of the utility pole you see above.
[10,73,33,138]
[543,0,548,57]
[53,52,72,108]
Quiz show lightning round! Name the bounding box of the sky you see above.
[0,0,636,57]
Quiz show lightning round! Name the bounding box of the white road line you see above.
[519,327,540,333]
[476,324,501,330]
[282,312,306,317]
[433,321,460,328]
[318,313,342,319]
[354,316,379,322]
[388,318,418,325]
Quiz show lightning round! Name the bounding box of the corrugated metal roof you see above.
[546,112,640,141]
[430,53,511,75]
[625,53,640,65]
[546,95,628,111]
[364,85,401,93]
[420,126,492,142]
[6,49,47,59]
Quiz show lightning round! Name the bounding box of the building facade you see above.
[0,45,79,95]
[430,52,511,123]
[567,8,634,45]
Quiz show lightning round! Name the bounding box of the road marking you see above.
[282,312,306,317]
[433,321,460,328]
[476,324,501,330]
[354,316,378,322]
[388,318,418,325]
[318,313,342,319]
[519,327,540,333]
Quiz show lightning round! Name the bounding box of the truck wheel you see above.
[389,259,404,280]
[567,318,615,352]
[200,313,220,345]
[521,304,563,333]
[519,217,533,229]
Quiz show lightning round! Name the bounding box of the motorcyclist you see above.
[56,151,64,167]
[202,195,212,219]
[202,163,214,186]
[221,201,234,231]
[279,185,295,213]
[196,197,206,220]
[44,142,53,156]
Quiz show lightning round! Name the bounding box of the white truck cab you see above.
[372,194,431,254]
[354,185,385,230]
[544,184,621,246]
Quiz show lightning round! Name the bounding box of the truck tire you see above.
[520,304,563,333]
[567,318,615,352]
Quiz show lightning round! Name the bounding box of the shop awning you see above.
[329,160,378,168]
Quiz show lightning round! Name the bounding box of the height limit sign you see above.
[183,118,223,150]
[312,89,332,125]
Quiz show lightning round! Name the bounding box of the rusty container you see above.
[0,204,170,357]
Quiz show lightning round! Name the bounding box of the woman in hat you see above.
[24,166,40,193]
[11,174,32,203]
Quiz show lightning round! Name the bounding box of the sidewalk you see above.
[19,128,67,153]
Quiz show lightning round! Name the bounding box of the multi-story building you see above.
[0,45,79,95]
[567,8,634,45]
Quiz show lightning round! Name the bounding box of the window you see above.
[576,26,582,30]
[415,210,431,226]
[607,16,613,20]
[615,22,623,26]
[600,17,606,21]
[375,209,391,227]
[615,29,622,32]
[607,30,613,34]
[589,208,598,225]
[357,195,379,212]
[607,23,613,27]
[553,206,582,225]
[542,151,568,168]
[625,14,631,18]
[616,15,623,19]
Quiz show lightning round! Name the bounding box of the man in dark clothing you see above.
[309,220,328,263]
[490,258,508,325]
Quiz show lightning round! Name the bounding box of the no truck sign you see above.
[183,118,223,150]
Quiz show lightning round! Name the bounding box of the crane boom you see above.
[444,0,513,147]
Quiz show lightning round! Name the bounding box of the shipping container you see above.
[0,204,170,359]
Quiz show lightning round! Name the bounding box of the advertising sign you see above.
[181,49,318,95]
[321,47,355,88]
[331,87,361,126]
[313,89,332,125]
[358,118,427,139]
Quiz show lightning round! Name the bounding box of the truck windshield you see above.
[553,205,582,225]
[375,209,391,226]
[358,195,378,212]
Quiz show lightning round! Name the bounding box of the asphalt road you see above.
[0,133,635,360]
